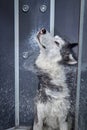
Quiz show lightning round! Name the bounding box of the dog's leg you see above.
[33,118,43,130]
[59,121,68,130]
[48,127,53,130]
[33,112,43,130]
[33,104,44,130]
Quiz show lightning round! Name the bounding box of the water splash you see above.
[27,29,39,51]
[22,28,40,72]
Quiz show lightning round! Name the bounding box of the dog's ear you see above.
[68,43,78,49]
[66,43,78,65]
[67,54,77,65]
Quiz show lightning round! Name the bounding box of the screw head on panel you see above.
[40,5,47,13]
[22,5,29,12]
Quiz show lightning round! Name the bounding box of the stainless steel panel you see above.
[55,0,80,43]
[0,0,15,129]
[79,0,87,129]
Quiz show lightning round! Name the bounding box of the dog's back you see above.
[33,28,78,130]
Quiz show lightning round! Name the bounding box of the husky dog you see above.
[33,28,78,130]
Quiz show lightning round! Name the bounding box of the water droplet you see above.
[81,79,84,82]
[22,52,29,59]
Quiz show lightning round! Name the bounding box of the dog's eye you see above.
[54,41,59,46]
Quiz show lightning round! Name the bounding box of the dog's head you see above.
[36,28,78,65]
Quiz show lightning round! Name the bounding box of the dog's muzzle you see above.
[37,28,46,39]
[41,28,46,34]
[37,28,46,49]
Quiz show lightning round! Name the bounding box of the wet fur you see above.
[33,29,77,130]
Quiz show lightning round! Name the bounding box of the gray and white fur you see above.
[33,28,78,130]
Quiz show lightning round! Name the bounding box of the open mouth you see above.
[37,28,46,49]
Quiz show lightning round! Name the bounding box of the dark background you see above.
[0,0,15,130]
[0,0,87,130]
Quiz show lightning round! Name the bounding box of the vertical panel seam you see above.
[14,0,19,127]
[75,0,85,130]
[50,0,55,36]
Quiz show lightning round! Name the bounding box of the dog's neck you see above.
[36,53,67,88]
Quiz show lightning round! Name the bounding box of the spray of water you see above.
[22,28,40,73]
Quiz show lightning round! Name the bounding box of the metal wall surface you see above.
[55,0,80,43]
[0,0,15,129]
[79,0,87,129]
[19,0,50,126]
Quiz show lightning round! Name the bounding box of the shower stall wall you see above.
[0,0,15,130]
[78,0,87,130]
[0,0,87,130]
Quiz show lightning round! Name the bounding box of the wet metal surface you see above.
[79,70,87,130]
[79,1,87,129]
[55,0,80,43]
[0,0,15,129]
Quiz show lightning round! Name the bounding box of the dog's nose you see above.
[41,28,46,34]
